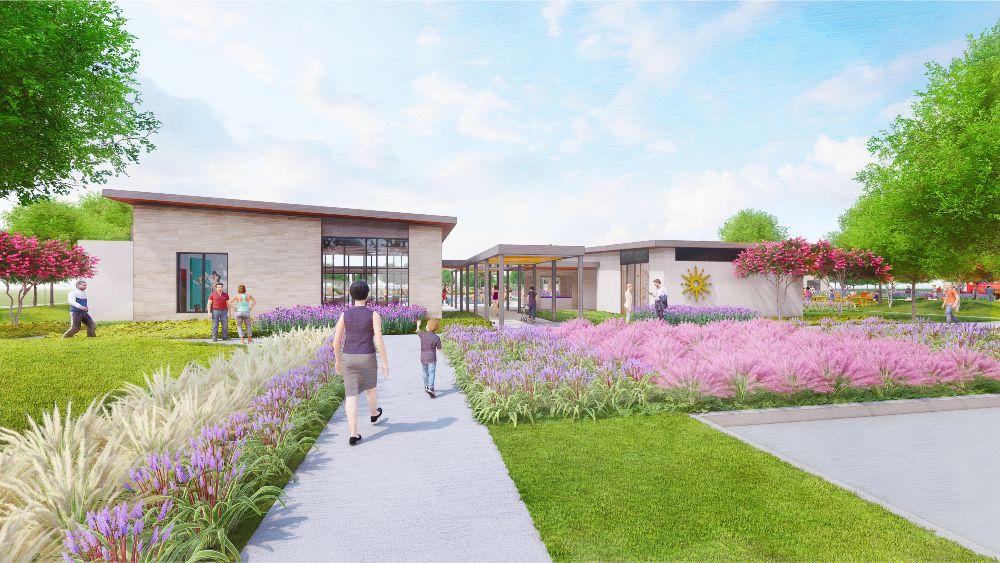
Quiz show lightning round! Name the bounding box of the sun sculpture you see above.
[681,266,712,302]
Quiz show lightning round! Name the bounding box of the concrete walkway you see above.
[719,406,1000,558]
[242,335,550,562]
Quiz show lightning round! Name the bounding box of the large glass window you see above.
[177,253,228,313]
[322,237,408,305]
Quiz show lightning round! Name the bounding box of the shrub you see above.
[631,304,758,324]
[96,319,248,339]
[256,303,426,335]
[0,329,331,560]
[441,310,494,329]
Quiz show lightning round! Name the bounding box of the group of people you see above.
[205,283,257,343]
[62,280,258,342]
[622,279,669,322]
[332,279,444,447]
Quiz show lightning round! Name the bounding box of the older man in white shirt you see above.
[649,278,668,320]
[64,280,96,337]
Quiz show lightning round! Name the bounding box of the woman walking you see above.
[623,283,633,322]
[231,285,256,344]
[333,280,389,446]
[490,284,500,317]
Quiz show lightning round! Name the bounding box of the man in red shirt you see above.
[208,282,230,340]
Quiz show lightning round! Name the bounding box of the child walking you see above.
[417,318,442,398]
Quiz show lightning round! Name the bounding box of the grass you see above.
[535,309,622,324]
[0,336,232,432]
[3,303,73,324]
[441,310,494,329]
[490,414,984,561]
[1,286,70,308]
[805,299,1000,322]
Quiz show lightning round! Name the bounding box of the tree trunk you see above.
[910,281,917,320]
[33,285,37,307]
[774,280,783,320]
[50,283,54,306]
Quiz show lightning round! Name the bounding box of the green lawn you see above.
[1,286,70,308]
[0,336,230,432]
[535,309,622,324]
[490,414,983,561]
[805,299,1000,322]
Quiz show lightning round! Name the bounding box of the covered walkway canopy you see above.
[443,244,586,328]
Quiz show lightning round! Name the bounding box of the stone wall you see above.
[132,205,321,320]
[407,224,443,319]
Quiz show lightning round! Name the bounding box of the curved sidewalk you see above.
[242,335,550,562]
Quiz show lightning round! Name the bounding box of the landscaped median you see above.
[0,328,340,561]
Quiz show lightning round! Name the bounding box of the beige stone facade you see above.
[132,205,322,320]
[408,225,443,319]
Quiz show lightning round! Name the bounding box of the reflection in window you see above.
[177,253,228,313]
[321,237,408,305]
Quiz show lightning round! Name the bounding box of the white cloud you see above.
[151,1,244,44]
[409,73,527,144]
[801,40,964,110]
[417,26,443,47]
[879,97,916,121]
[299,61,386,165]
[559,117,593,154]
[542,1,569,38]
[590,87,677,154]
[224,42,276,84]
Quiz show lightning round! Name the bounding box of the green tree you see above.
[2,194,131,243]
[717,209,788,243]
[0,1,159,204]
[856,22,1000,278]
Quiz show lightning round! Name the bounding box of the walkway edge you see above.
[693,415,999,558]
[696,393,1000,427]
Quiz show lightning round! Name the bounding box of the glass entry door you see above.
[620,262,649,314]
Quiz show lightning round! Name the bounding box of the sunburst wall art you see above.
[681,266,712,302]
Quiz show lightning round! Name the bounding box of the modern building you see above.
[444,240,803,326]
[81,190,801,323]
[82,190,457,321]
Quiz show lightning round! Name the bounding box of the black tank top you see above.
[343,306,376,354]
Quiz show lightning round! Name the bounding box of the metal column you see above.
[473,262,480,318]
[551,260,557,321]
[577,255,584,320]
[498,255,506,329]
[517,265,523,313]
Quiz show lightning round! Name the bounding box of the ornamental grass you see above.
[445,319,1000,424]
[0,328,332,561]
[631,304,759,324]
[255,303,426,335]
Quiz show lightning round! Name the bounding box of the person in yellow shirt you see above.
[942,284,960,323]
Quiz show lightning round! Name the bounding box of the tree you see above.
[733,238,814,320]
[2,193,131,243]
[856,22,1000,280]
[718,209,788,243]
[0,1,159,204]
[812,241,892,313]
[0,231,97,325]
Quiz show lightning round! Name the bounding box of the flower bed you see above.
[444,319,1000,424]
[0,329,335,561]
[255,303,426,335]
[631,304,759,324]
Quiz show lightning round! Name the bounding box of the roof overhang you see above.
[585,239,751,254]
[103,189,458,240]
[464,244,586,266]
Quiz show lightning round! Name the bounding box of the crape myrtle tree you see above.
[717,208,788,243]
[0,1,159,204]
[0,231,97,325]
[811,241,892,314]
[733,237,814,320]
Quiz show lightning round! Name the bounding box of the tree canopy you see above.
[849,21,1000,281]
[717,209,788,243]
[0,1,158,204]
[2,193,132,243]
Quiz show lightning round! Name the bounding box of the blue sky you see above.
[87,1,1000,257]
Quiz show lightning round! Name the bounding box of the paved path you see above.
[242,335,550,563]
[723,407,1000,557]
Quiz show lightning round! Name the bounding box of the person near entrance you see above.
[230,285,256,343]
[623,283,634,322]
[208,283,230,341]
[526,285,538,321]
[649,279,668,320]
[64,280,96,337]
[417,318,442,398]
[333,280,389,446]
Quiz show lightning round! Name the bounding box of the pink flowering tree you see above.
[733,238,815,319]
[0,231,98,326]
[812,241,893,313]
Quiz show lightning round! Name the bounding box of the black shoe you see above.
[370,407,382,423]
[349,434,362,446]
[425,388,436,398]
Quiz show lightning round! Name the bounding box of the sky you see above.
[29,1,1000,257]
